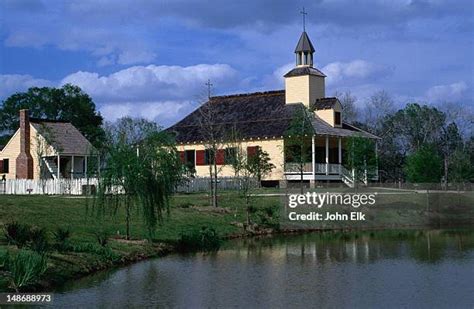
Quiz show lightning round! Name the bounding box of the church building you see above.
[168,30,379,187]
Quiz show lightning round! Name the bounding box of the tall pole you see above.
[57,154,60,180]
[84,156,88,178]
[311,135,315,181]
[71,155,74,180]
[325,136,329,175]
[338,137,342,174]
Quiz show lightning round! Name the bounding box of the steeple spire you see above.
[294,8,315,67]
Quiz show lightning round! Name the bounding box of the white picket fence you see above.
[176,177,258,193]
[0,178,99,195]
[0,177,256,195]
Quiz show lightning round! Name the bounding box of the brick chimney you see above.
[15,109,34,179]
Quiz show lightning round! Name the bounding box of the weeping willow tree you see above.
[95,118,183,240]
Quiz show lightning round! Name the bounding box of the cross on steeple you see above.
[300,7,307,32]
[205,79,213,99]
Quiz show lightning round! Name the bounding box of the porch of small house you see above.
[284,135,378,186]
[40,154,99,180]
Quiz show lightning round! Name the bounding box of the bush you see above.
[177,202,193,208]
[53,227,71,251]
[177,226,221,253]
[4,250,48,292]
[69,243,120,262]
[252,204,280,229]
[29,228,49,253]
[4,222,32,248]
[95,230,109,247]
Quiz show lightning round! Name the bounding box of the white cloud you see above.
[425,81,468,102]
[59,63,238,125]
[100,100,193,127]
[0,74,53,98]
[322,60,392,86]
[0,63,238,126]
[61,64,238,102]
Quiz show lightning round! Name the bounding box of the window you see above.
[224,147,237,165]
[335,112,341,126]
[247,146,260,160]
[204,149,215,165]
[185,150,195,168]
[2,159,9,174]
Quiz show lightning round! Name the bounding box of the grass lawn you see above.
[0,187,473,292]
[0,191,281,292]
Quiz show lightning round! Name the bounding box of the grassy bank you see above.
[1,188,473,292]
[0,192,280,292]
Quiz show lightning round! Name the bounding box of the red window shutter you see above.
[216,149,225,165]
[0,160,3,173]
[179,151,185,163]
[196,150,205,166]
[247,146,258,158]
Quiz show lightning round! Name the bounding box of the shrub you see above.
[95,230,109,247]
[4,250,48,292]
[0,250,8,270]
[253,204,280,229]
[28,228,49,253]
[53,227,71,251]
[177,226,221,252]
[177,202,193,208]
[4,222,32,248]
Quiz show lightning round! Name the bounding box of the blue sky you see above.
[0,0,473,127]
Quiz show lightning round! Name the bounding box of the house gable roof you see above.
[311,116,380,139]
[312,97,340,110]
[167,90,380,143]
[30,119,95,155]
[167,90,302,143]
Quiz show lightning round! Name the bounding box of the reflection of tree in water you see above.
[226,229,474,264]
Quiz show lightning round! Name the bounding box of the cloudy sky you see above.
[0,0,473,127]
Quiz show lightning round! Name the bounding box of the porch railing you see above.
[284,163,312,173]
[285,163,343,175]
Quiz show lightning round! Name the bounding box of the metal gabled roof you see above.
[294,31,315,53]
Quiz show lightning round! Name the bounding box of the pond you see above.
[52,229,474,308]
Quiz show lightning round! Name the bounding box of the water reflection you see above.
[52,229,474,308]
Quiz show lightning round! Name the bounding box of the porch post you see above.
[325,136,329,175]
[57,154,60,179]
[84,156,88,178]
[311,135,315,185]
[375,140,379,180]
[338,137,342,174]
[71,155,75,180]
[98,156,101,178]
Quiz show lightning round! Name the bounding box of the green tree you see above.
[375,102,447,182]
[284,105,314,193]
[345,135,377,185]
[0,84,105,147]
[448,148,474,184]
[95,117,183,239]
[404,144,442,183]
[229,145,275,226]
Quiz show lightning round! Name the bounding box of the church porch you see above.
[283,135,378,184]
